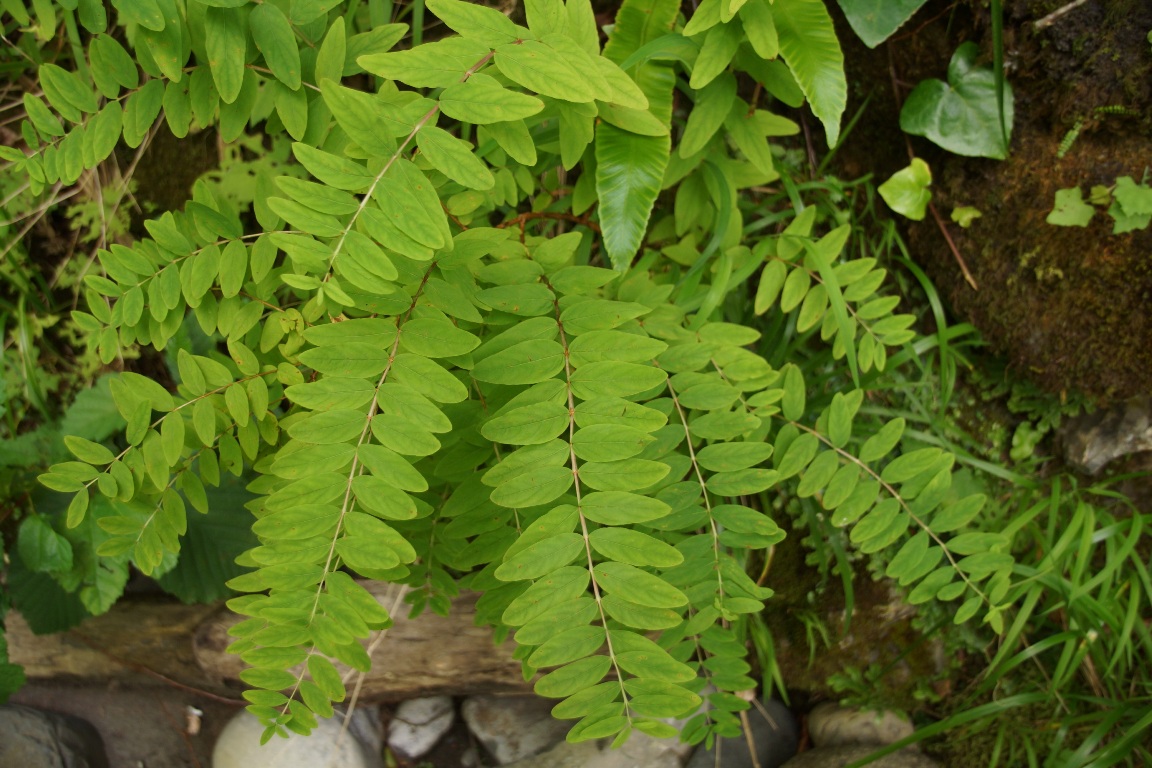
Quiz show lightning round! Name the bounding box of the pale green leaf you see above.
[773,0,846,147]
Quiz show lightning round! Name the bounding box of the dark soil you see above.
[761,515,951,712]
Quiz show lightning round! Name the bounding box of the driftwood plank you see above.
[8,587,532,701]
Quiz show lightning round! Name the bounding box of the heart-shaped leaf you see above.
[879,158,932,221]
[900,42,1013,159]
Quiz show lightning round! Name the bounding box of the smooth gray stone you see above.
[387,696,454,759]
[1063,398,1152,474]
[213,709,377,768]
[782,745,939,768]
[807,703,914,749]
[462,694,570,765]
[684,699,798,768]
[501,732,685,768]
[0,704,109,768]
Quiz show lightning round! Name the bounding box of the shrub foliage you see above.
[4,0,1015,744]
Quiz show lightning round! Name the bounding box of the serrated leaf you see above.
[682,72,737,157]
[18,516,74,573]
[690,22,741,90]
[773,0,846,147]
[595,123,670,270]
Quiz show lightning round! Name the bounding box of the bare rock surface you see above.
[0,704,109,768]
[461,694,570,764]
[387,695,455,759]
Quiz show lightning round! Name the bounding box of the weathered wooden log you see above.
[194,589,533,701]
[7,587,532,701]
[7,598,225,693]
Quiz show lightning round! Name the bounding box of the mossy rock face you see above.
[836,0,1152,403]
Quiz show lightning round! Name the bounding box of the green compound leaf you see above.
[494,40,598,103]
[592,561,687,608]
[439,77,545,124]
[534,655,612,698]
[360,37,491,89]
[426,0,526,47]
[17,0,992,743]
[588,528,683,568]
[204,7,248,104]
